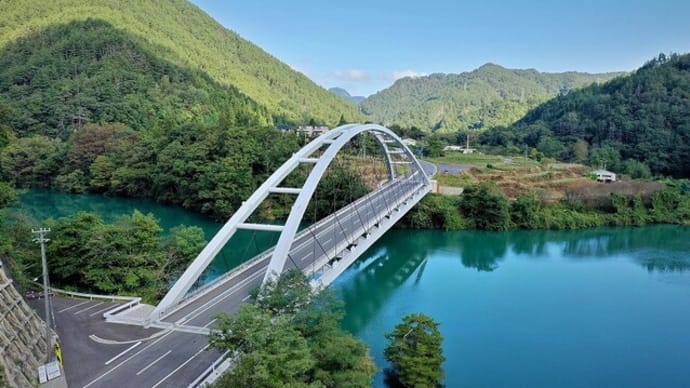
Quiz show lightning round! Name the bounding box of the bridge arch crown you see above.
[151,124,430,319]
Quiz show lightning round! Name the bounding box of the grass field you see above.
[426,153,541,170]
[426,152,606,201]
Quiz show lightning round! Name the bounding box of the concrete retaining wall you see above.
[0,266,49,388]
[438,186,464,195]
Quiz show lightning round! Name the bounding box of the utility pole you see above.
[32,228,53,363]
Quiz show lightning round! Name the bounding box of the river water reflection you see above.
[16,191,690,387]
[336,226,690,387]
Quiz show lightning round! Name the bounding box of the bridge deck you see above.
[159,175,424,327]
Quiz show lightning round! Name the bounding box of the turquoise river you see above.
[14,190,690,387]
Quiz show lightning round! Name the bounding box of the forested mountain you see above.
[0,0,366,220]
[361,64,622,132]
[329,87,366,105]
[0,0,361,127]
[512,53,690,178]
[0,19,271,138]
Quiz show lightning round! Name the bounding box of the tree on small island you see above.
[384,313,445,388]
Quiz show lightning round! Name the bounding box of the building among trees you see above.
[592,169,617,183]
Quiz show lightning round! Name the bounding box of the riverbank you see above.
[4,182,690,295]
[399,182,690,231]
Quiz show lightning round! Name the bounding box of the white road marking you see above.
[89,330,167,345]
[203,319,216,328]
[241,295,251,302]
[82,330,174,388]
[151,345,209,388]
[135,350,171,376]
[179,268,265,325]
[58,300,90,313]
[74,301,104,315]
[89,304,118,317]
[104,342,142,365]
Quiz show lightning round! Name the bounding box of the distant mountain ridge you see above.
[0,0,361,127]
[329,87,366,105]
[361,63,624,132]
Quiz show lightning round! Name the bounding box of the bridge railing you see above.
[155,173,426,321]
[306,175,429,283]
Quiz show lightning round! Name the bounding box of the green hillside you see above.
[0,0,360,126]
[0,19,271,137]
[361,63,622,132]
[0,0,365,219]
[0,1,343,220]
[513,53,690,178]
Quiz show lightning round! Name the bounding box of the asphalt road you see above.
[56,173,426,388]
[418,159,438,177]
[28,296,168,387]
[437,163,470,174]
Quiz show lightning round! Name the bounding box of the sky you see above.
[190,0,690,97]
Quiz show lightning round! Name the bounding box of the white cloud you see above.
[392,70,428,80]
[332,69,370,82]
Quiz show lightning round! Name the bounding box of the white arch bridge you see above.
[117,124,433,326]
[81,124,432,388]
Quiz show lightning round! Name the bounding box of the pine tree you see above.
[384,313,445,387]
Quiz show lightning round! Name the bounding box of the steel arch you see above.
[151,124,429,318]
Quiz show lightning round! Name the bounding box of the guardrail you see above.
[33,282,141,320]
[188,350,232,387]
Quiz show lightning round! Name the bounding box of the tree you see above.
[47,212,103,288]
[254,269,314,316]
[515,53,690,178]
[0,181,17,260]
[510,191,543,229]
[0,181,17,208]
[66,123,131,171]
[210,304,315,388]
[458,183,510,231]
[160,225,206,294]
[80,210,164,298]
[384,313,445,388]
[210,270,375,387]
[573,139,589,162]
[424,135,444,158]
[89,155,115,192]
